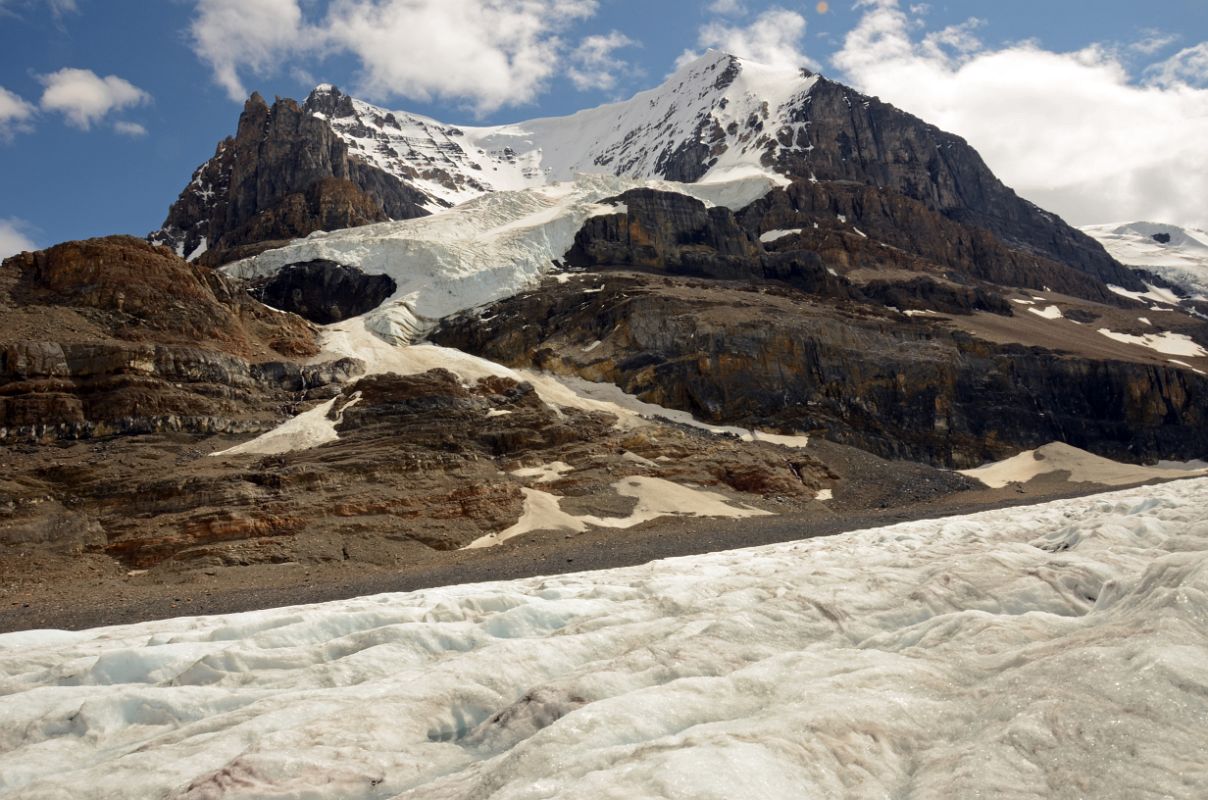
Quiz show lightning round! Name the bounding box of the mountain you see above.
[152,51,1141,293]
[5,51,1208,629]
[1083,221,1208,299]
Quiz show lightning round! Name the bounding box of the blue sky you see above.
[2,0,1207,256]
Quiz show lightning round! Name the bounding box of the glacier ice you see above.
[3,479,1208,798]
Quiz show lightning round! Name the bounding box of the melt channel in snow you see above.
[3,478,1208,798]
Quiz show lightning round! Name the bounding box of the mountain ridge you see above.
[150,50,1144,295]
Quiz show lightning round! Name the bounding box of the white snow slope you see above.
[1083,221,1208,298]
[312,51,815,213]
[4,479,1208,799]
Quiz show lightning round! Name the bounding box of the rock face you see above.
[771,77,1141,289]
[151,93,431,266]
[0,237,358,441]
[435,273,1208,467]
[739,181,1139,304]
[249,260,397,324]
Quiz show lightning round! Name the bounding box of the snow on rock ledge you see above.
[3,479,1208,798]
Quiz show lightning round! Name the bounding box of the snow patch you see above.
[1169,359,1207,376]
[466,476,769,549]
[213,393,361,456]
[1028,305,1064,320]
[1097,328,1208,358]
[510,462,574,484]
[759,228,803,244]
[961,441,1208,488]
[1107,282,1184,307]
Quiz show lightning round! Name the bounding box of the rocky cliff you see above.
[0,236,357,440]
[435,272,1208,468]
[151,92,431,266]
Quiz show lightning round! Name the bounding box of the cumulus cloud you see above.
[568,31,638,92]
[683,7,820,71]
[1146,42,1208,88]
[190,0,600,114]
[190,0,309,103]
[39,68,150,130]
[0,85,35,140]
[832,0,1208,228]
[323,0,597,113]
[0,218,36,259]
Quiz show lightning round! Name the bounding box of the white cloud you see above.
[190,0,308,103]
[568,31,637,92]
[0,0,77,18]
[113,120,147,137]
[707,0,746,15]
[1130,30,1178,57]
[1146,42,1208,88]
[832,0,1208,228]
[323,0,597,114]
[684,7,820,71]
[189,0,599,114]
[0,85,35,140]
[39,68,150,130]
[0,218,36,259]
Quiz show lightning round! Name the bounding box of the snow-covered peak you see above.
[1083,221,1208,298]
[303,51,818,213]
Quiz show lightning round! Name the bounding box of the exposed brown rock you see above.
[0,236,357,441]
[434,272,1208,467]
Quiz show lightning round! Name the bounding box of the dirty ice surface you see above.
[3,479,1208,799]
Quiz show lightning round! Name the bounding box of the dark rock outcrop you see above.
[435,273,1208,467]
[250,260,397,324]
[567,189,853,298]
[151,92,431,266]
[739,180,1135,305]
[772,77,1145,290]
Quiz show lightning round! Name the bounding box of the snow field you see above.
[1097,328,1208,358]
[2,479,1208,798]
[1084,222,1208,298]
[961,442,1208,488]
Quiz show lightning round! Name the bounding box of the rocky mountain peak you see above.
[303,83,356,119]
[152,50,1143,295]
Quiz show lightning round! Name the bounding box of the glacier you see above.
[1083,221,1208,299]
[3,478,1208,798]
[221,172,785,345]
